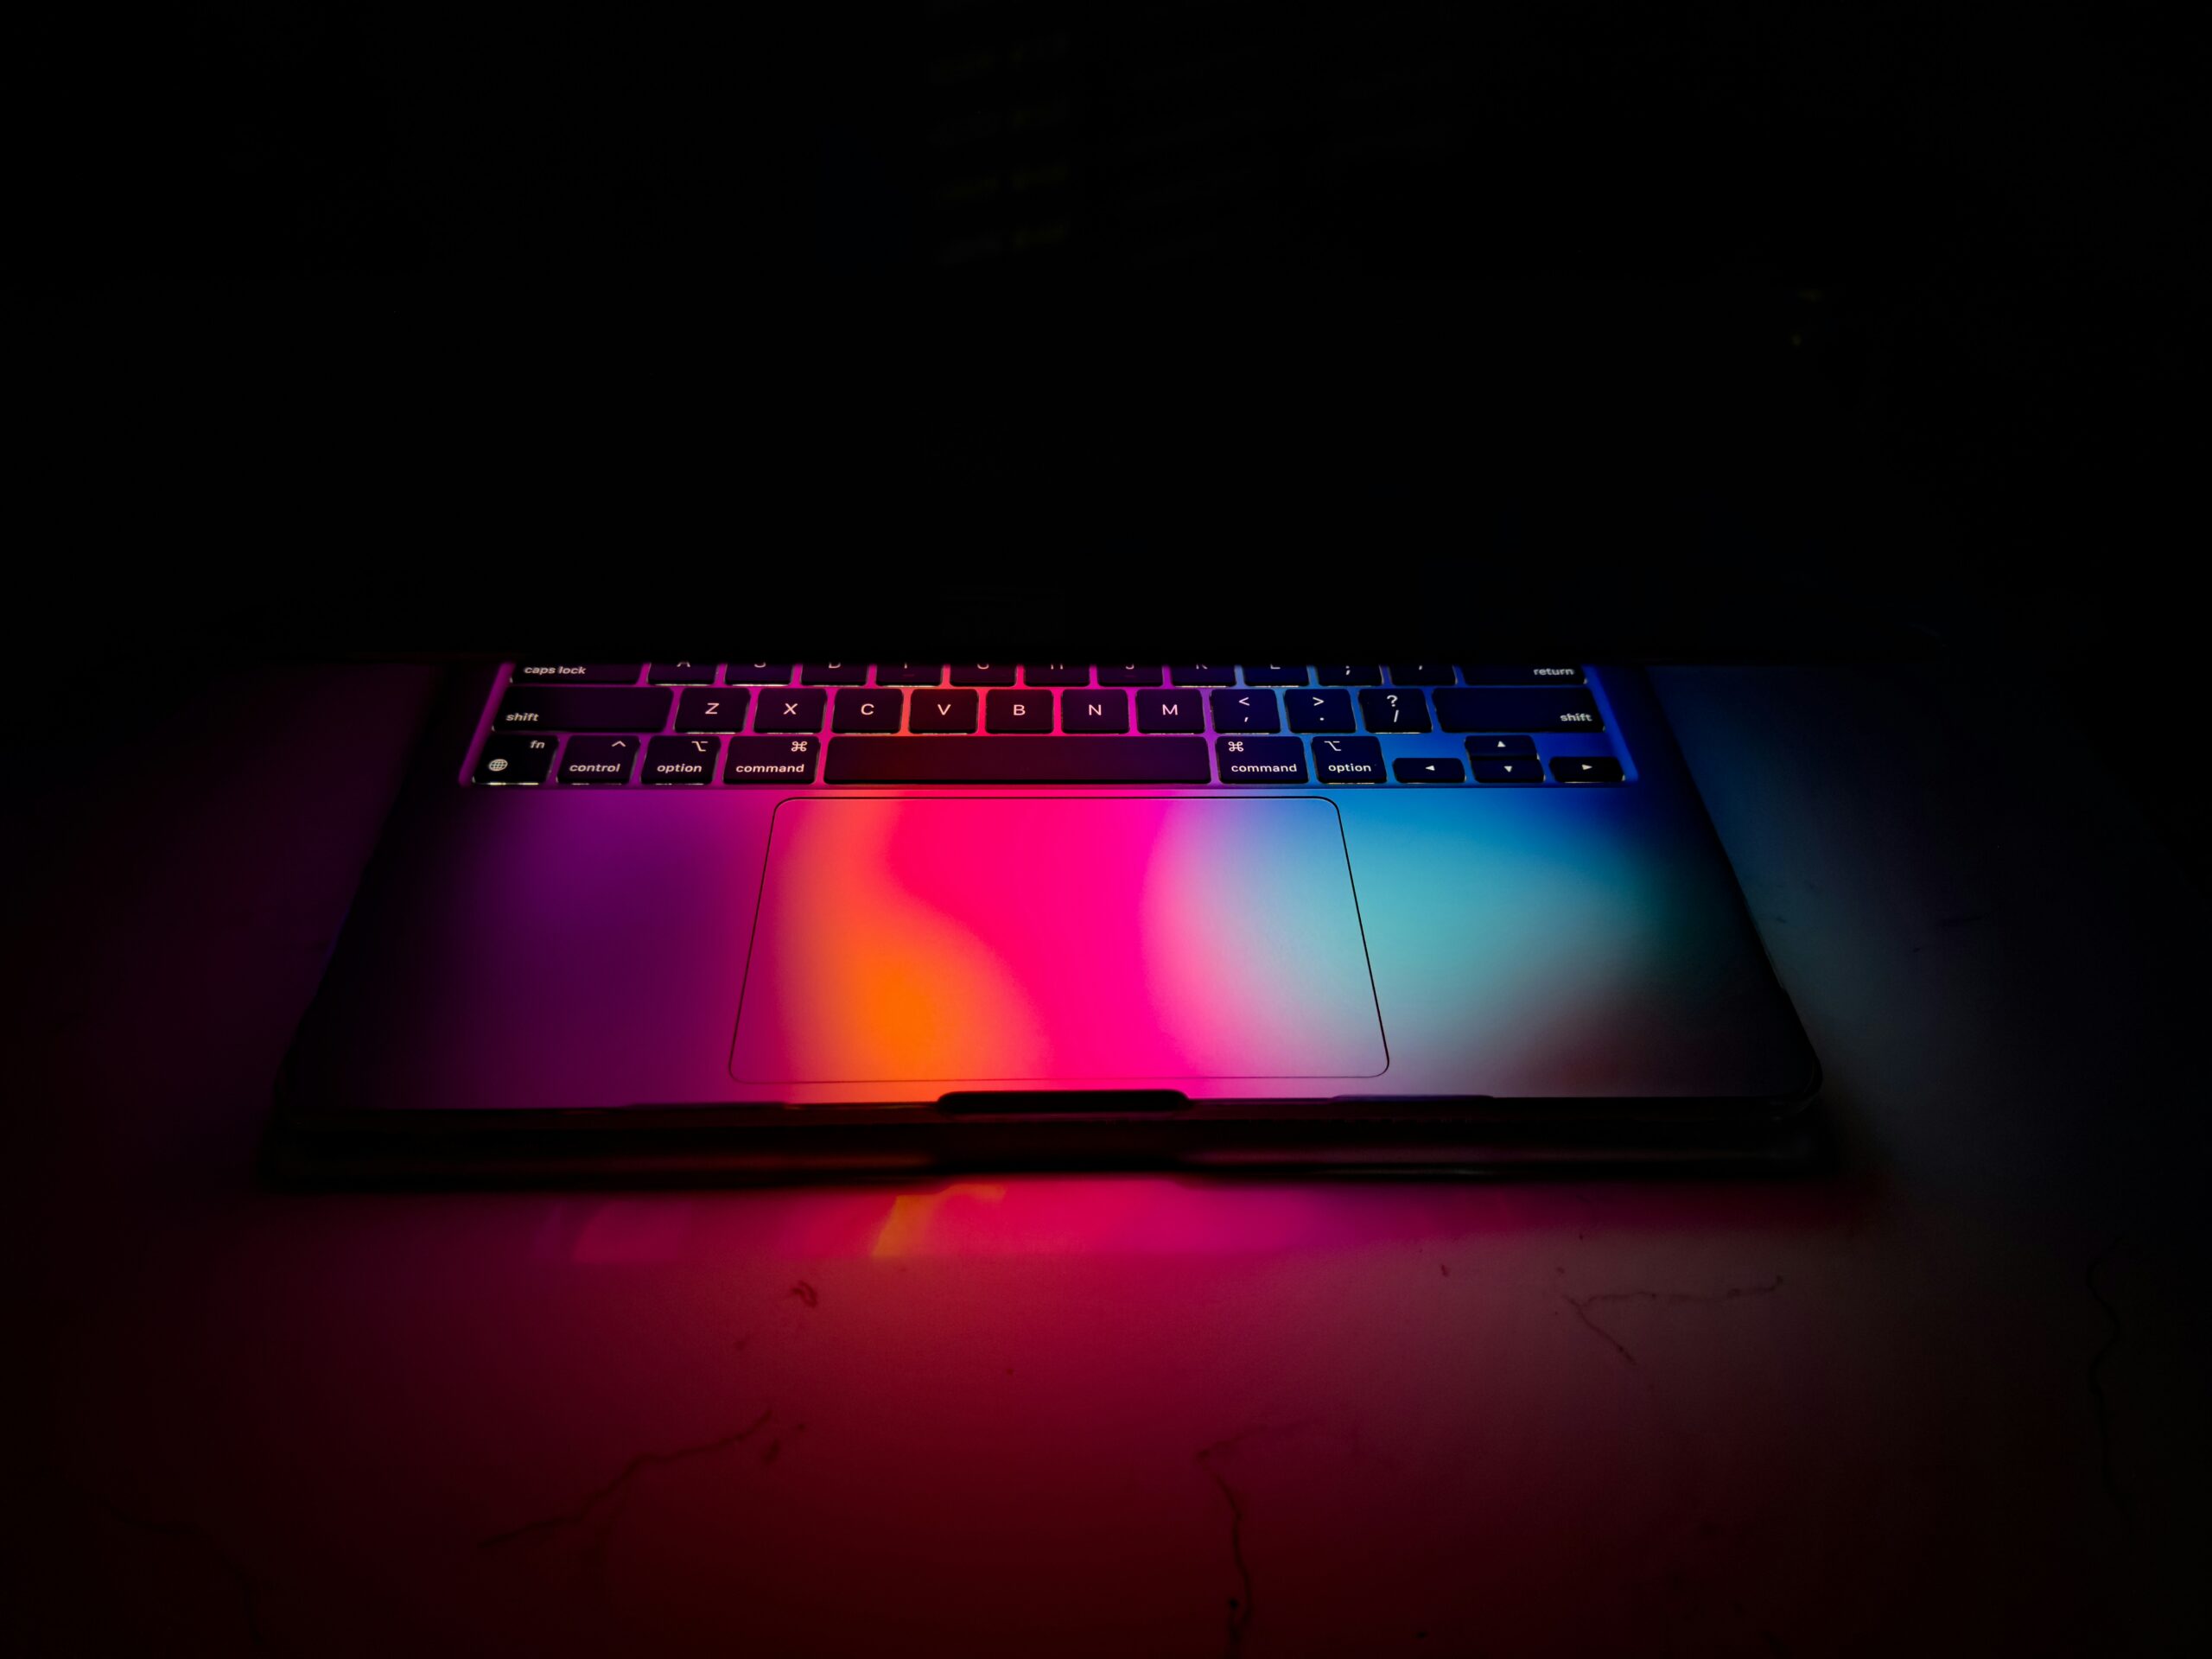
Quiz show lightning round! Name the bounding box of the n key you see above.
[1062,690,1128,734]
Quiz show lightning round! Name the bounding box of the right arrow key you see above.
[1549,755,1625,783]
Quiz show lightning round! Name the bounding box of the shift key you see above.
[1433,687,1605,733]
[494,685,672,733]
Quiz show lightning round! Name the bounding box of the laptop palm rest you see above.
[730,797,1388,1084]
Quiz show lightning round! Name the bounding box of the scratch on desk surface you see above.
[1565,1277,1786,1367]
[479,1407,777,1549]
[1193,1431,1267,1656]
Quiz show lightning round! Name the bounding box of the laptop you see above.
[270,647,1821,1179]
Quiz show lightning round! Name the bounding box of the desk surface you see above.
[3,664,2203,1656]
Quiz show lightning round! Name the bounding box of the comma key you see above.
[1210,689,1281,733]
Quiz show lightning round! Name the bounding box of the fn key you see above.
[474,733,555,784]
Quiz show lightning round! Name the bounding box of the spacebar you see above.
[825,736,1212,785]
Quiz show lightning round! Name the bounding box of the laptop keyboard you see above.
[468,664,1630,787]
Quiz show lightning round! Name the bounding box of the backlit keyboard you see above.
[467,664,1629,787]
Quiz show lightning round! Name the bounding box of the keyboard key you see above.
[1316,664,1381,685]
[878,663,945,685]
[907,689,979,733]
[1097,664,1164,686]
[727,663,795,684]
[1551,755,1625,783]
[1311,735,1386,783]
[648,662,716,683]
[833,689,905,732]
[1386,664,1453,684]
[950,664,1018,686]
[824,736,1210,785]
[1286,689,1357,733]
[644,734,720,785]
[1022,663,1090,685]
[1061,688,1129,734]
[676,689,749,732]
[1472,757,1544,784]
[1210,689,1281,733]
[753,688,829,732]
[474,732,556,784]
[986,689,1055,732]
[1169,664,1235,685]
[558,734,640,784]
[1433,688,1605,733]
[512,663,644,684]
[1392,756,1465,784]
[725,735,820,784]
[1135,690,1205,733]
[1217,736,1307,784]
[1458,664,1586,684]
[1358,688,1432,733]
[1241,664,1309,685]
[801,663,868,684]
[1464,734,1538,757]
[495,686,672,733]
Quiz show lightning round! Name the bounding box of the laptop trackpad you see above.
[731,797,1388,1084]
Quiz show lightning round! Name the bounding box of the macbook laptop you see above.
[270,652,1820,1179]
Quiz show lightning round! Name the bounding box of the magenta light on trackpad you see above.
[730,797,1389,1084]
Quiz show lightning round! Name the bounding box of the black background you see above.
[9,14,2209,1644]
[41,4,2199,682]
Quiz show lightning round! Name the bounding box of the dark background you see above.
[39,2,2202,848]
[10,11,2209,1650]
